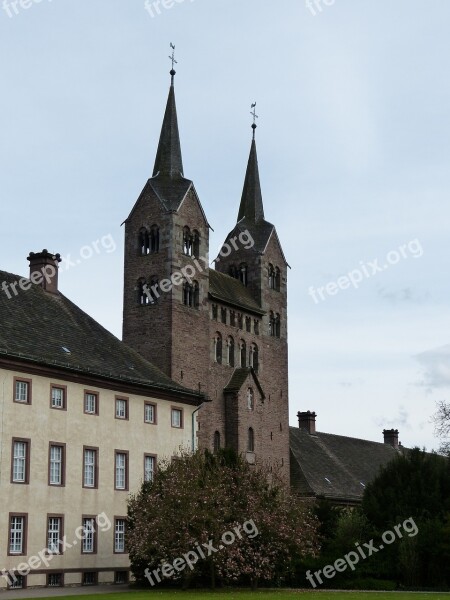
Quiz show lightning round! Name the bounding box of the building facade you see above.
[0,259,203,589]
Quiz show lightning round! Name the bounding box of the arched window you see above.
[138,278,149,305]
[248,427,254,452]
[240,340,247,367]
[269,311,275,336]
[245,317,251,333]
[193,281,200,308]
[150,225,160,253]
[237,313,243,329]
[227,336,235,367]
[213,431,221,453]
[250,343,259,373]
[275,313,281,338]
[214,333,222,364]
[183,226,192,256]
[183,281,198,307]
[247,388,254,410]
[192,230,200,258]
[139,228,150,256]
[254,320,260,335]
[137,278,158,305]
[268,264,275,289]
[239,263,248,286]
[275,267,281,292]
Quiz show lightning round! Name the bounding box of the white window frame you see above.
[15,381,29,403]
[83,449,96,488]
[171,408,182,429]
[13,442,27,483]
[47,517,61,554]
[49,445,63,485]
[115,399,127,419]
[115,453,126,490]
[85,393,97,414]
[82,518,95,553]
[114,519,126,553]
[9,516,24,554]
[144,455,155,483]
[144,403,156,424]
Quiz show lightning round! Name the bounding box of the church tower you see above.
[122,65,211,393]
[122,60,289,479]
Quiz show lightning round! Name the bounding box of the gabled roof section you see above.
[0,270,203,402]
[209,269,264,315]
[290,427,400,503]
[224,367,265,400]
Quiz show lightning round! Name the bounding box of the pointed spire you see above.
[152,45,184,179]
[237,109,265,222]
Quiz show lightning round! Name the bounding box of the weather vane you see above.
[250,102,258,138]
[169,43,177,83]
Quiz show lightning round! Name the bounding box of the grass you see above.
[28,590,450,600]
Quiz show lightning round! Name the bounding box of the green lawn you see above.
[32,590,450,600]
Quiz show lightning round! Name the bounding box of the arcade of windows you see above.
[268,264,281,291]
[228,263,248,286]
[139,225,159,255]
[212,304,260,335]
[213,333,259,372]
[269,311,281,338]
[137,278,200,309]
[183,226,200,258]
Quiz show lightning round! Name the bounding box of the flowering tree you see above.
[127,449,319,589]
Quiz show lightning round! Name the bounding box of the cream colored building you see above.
[0,252,204,590]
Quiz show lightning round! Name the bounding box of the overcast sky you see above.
[2,0,450,451]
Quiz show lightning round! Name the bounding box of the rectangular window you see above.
[115,451,128,490]
[230,311,236,327]
[47,516,63,554]
[47,573,63,587]
[50,385,66,409]
[49,444,65,486]
[11,439,30,484]
[9,515,26,555]
[14,378,31,404]
[9,574,25,589]
[84,391,98,415]
[144,402,156,424]
[114,518,126,553]
[144,455,156,483]
[82,572,97,586]
[171,408,183,429]
[115,397,128,420]
[115,571,128,584]
[83,447,98,488]
[221,307,227,324]
[82,517,96,554]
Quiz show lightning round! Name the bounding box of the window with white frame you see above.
[144,403,156,424]
[83,448,97,488]
[115,398,127,419]
[144,455,155,483]
[84,392,98,415]
[47,517,62,554]
[12,441,28,483]
[114,519,126,553]
[82,518,95,553]
[171,408,182,429]
[51,387,65,409]
[115,453,127,490]
[49,445,63,485]
[14,380,30,403]
[9,516,25,554]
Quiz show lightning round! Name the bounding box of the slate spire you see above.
[152,67,184,179]
[237,136,265,223]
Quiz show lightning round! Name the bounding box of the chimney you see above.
[383,429,399,449]
[298,411,316,435]
[27,250,62,294]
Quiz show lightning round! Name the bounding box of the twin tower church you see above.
[122,65,290,478]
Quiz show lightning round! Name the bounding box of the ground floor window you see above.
[82,572,97,586]
[115,571,128,584]
[47,573,63,587]
[8,574,25,589]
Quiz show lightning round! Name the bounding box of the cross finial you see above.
[250,102,258,139]
[169,43,177,84]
